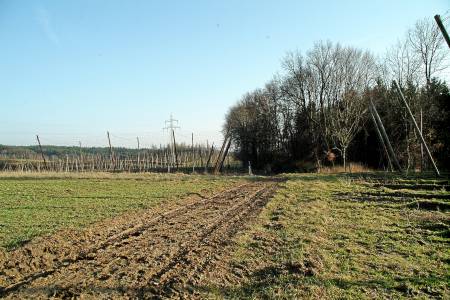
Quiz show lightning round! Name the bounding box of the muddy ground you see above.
[0,180,278,299]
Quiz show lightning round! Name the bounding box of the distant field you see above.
[0,172,242,249]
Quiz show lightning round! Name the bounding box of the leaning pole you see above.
[393,80,440,176]
[369,100,402,172]
[434,15,450,49]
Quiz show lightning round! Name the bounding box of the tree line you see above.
[224,16,450,173]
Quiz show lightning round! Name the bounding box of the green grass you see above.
[2,171,448,298]
[202,173,450,299]
[0,172,241,250]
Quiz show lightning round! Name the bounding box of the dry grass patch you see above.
[199,173,449,299]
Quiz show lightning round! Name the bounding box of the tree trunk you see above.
[343,147,347,172]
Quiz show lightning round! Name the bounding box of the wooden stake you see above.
[79,141,83,172]
[191,133,195,173]
[420,109,424,172]
[107,131,116,170]
[213,131,229,173]
[136,137,140,172]
[205,143,214,173]
[36,135,47,169]
[219,138,231,172]
[172,130,179,169]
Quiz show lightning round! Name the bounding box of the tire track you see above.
[147,185,277,298]
[0,183,250,296]
[1,181,278,299]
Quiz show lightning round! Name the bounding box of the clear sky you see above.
[0,0,448,148]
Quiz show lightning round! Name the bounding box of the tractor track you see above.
[0,180,278,299]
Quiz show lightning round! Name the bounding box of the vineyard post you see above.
[36,135,47,169]
[191,133,195,173]
[213,130,229,173]
[205,143,214,174]
[218,137,231,173]
[107,131,114,171]
[137,137,140,172]
[79,141,83,172]
[172,130,179,169]
[199,144,203,168]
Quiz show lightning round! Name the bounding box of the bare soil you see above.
[0,181,278,299]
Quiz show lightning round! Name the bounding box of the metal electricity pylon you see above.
[163,114,180,169]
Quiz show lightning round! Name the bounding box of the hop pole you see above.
[393,80,440,176]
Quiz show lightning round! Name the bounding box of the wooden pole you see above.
[205,143,214,173]
[420,109,424,172]
[107,131,114,170]
[394,80,440,176]
[219,137,231,172]
[136,137,140,172]
[191,133,195,173]
[369,100,403,172]
[434,15,450,49]
[213,131,229,173]
[79,141,83,172]
[172,130,179,169]
[199,145,203,168]
[36,135,47,169]
[369,106,393,171]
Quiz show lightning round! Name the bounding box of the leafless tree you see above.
[329,47,377,171]
[408,17,449,87]
[385,38,421,88]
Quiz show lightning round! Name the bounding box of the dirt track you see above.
[0,180,278,299]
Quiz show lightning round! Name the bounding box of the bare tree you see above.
[408,17,449,87]
[307,41,336,150]
[329,47,376,171]
[385,38,421,88]
[224,16,450,173]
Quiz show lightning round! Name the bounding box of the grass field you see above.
[0,172,242,250]
[0,172,448,298]
[204,173,449,299]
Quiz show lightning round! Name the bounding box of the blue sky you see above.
[0,0,448,147]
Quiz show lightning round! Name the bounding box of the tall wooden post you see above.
[394,81,440,176]
[199,145,203,168]
[420,110,424,172]
[107,131,114,170]
[36,135,47,169]
[79,141,83,172]
[172,130,179,169]
[219,138,231,172]
[136,137,140,172]
[205,144,214,173]
[369,100,403,172]
[369,106,393,171]
[213,131,229,173]
[435,15,450,49]
[191,133,195,173]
